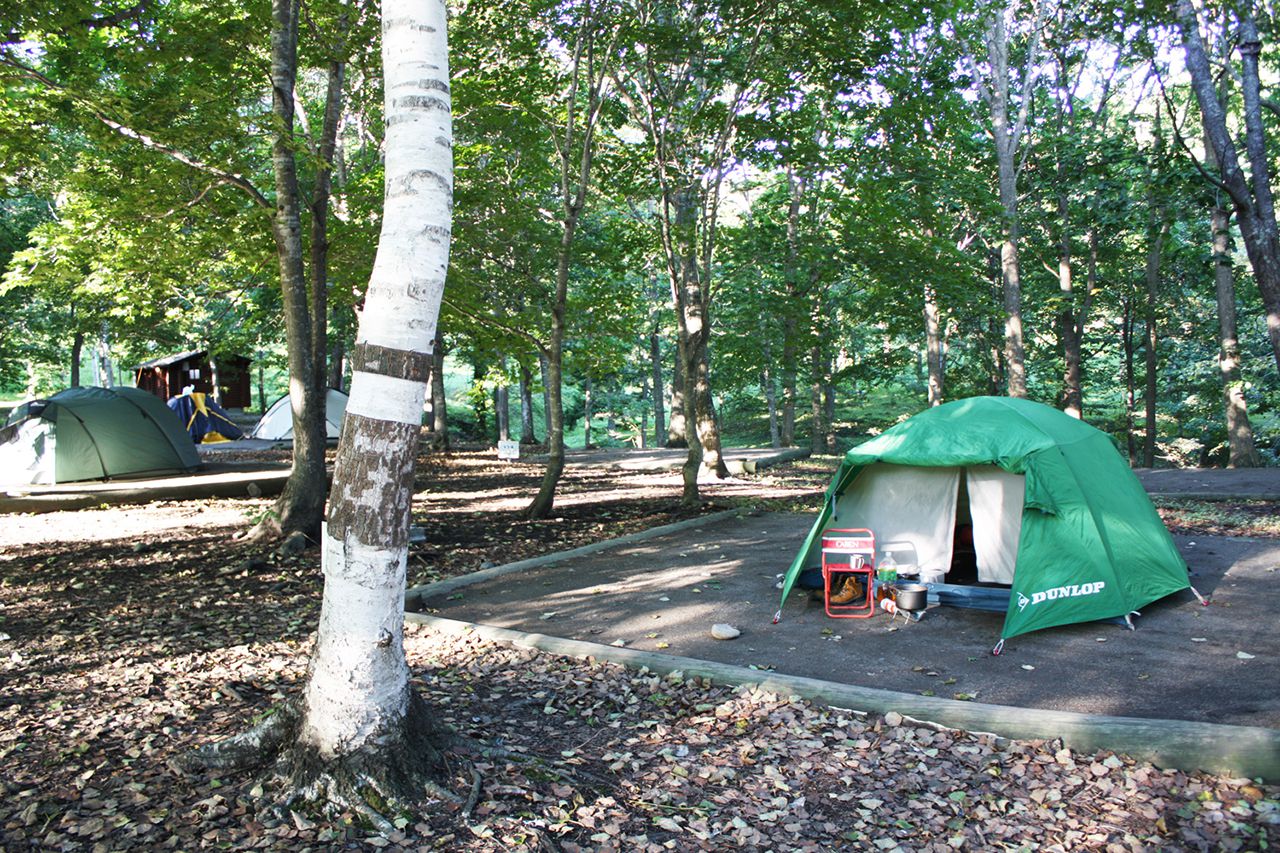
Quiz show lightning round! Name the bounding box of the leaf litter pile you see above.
[1,450,1277,851]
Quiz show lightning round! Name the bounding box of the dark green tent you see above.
[0,386,200,484]
[778,397,1191,645]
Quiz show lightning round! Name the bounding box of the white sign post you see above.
[497,439,520,461]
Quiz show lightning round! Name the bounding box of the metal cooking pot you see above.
[893,583,928,612]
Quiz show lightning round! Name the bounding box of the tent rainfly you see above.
[0,386,201,485]
[777,396,1195,650]
[251,388,349,441]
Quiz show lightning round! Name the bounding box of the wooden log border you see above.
[405,612,1280,781]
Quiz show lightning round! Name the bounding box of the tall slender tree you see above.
[966,0,1045,398]
[1178,0,1280,374]
[186,0,456,819]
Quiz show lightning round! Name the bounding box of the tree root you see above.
[244,514,284,545]
[462,767,483,818]
[178,687,609,837]
[173,702,301,776]
[178,691,466,833]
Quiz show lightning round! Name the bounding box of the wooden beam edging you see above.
[404,612,1280,782]
[724,447,810,476]
[405,509,744,604]
[0,471,291,515]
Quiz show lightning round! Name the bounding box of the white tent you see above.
[251,388,349,441]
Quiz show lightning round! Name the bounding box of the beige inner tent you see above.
[816,462,1025,583]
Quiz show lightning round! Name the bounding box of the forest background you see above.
[3,0,1279,473]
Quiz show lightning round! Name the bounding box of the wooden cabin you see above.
[134,350,252,409]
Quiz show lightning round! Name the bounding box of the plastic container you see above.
[876,552,898,585]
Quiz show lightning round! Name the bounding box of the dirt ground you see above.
[2,448,1279,850]
[419,511,1280,728]
[1134,467,1280,499]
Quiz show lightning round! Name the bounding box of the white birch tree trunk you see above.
[300,0,452,761]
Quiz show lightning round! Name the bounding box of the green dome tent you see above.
[0,386,201,485]
[777,397,1192,647]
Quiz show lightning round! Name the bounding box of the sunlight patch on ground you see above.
[0,501,262,549]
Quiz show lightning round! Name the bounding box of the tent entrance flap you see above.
[966,465,1025,585]
[815,463,961,577]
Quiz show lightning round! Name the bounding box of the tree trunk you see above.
[923,283,943,406]
[987,311,1003,396]
[527,5,608,517]
[639,392,648,449]
[257,356,267,413]
[430,332,448,451]
[269,0,327,538]
[666,346,687,448]
[1142,213,1168,469]
[529,204,572,516]
[822,351,836,454]
[528,348,563,518]
[188,0,455,817]
[97,323,114,386]
[1211,203,1262,467]
[518,361,537,444]
[1056,195,1079,418]
[308,29,346,399]
[649,324,665,447]
[780,310,798,445]
[808,342,824,455]
[582,375,593,449]
[300,0,454,800]
[761,319,780,449]
[328,338,346,391]
[781,167,804,442]
[70,329,84,388]
[1179,1,1280,373]
[209,354,222,404]
[1122,297,1138,463]
[1059,227,1095,419]
[495,355,509,443]
[981,5,1036,398]
[666,186,728,488]
[540,353,552,441]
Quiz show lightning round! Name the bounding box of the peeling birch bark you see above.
[298,0,453,766]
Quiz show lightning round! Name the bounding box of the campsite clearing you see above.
[418,509,1280,730]
[1,451,1276,850]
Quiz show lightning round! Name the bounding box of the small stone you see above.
[1237,651,1255,660]
[130,542,147,553]
[480,561,497,569]
[884,711,903,727]
[610,639,627,647]
[711,623,741,640]
[246,482,262,498]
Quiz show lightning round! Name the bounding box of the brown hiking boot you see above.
[828,575,863,604]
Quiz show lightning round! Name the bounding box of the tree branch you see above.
[442,296,548,356]
[0,51,271,209]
